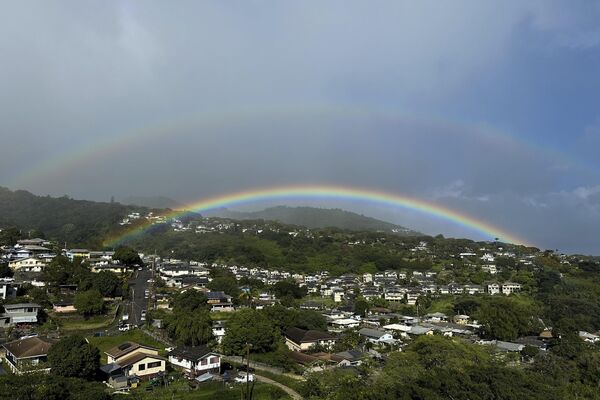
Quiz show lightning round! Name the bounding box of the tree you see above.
[113,246,142,266]
[0,262,13,278]
[48,335,100,379]
[222,309,279,355]
[91,271,120,297]
[165,308,213,346]
[353,297,370,317]
[170,289,209,312]
[74,289,104,316]
[208,275,240,299]
[271,280,307,299]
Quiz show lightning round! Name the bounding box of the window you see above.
[201,359,208,365]
[138,364,146,371]
[210,357,219,364]
[147,361,162,369]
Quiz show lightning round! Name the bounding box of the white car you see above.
[118,324,130,332]
[234,372,254,383]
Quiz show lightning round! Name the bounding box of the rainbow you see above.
[103,184,531,247]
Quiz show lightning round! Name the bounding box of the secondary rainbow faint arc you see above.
[103,185,531,248]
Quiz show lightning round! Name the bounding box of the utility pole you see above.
[241,343,254,400]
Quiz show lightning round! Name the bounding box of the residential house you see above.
[66,249,90,260]
[104,342,166,380]
[285,327,337,352]
[0,278,17,300]
[52,300,76,313]
[486,283,501,295]
[0,303,41,328]
[358,328,396,345]
[8,257,46,272]
[328,318,360,332]
[206,291,234,312]
[212,321,226,344]
[168,346,221,376]
[579,331,600,343]
[2,336,53,374]
[501,282,521,295]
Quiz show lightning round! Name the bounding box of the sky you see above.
[1,1,600,253]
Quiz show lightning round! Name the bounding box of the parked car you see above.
[234,372,254,383]
[141,310,147,321]
[118,323,130,332]
[122,313,129,321]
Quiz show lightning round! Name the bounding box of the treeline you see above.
[0,187,153,247]
[128,227,528,275]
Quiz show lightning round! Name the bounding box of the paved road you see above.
[254,374,303,400]
[128,268,152,326]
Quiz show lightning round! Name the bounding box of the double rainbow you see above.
[103,184,531,247]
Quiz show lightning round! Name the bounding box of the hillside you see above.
[0,187,152,247]
[207,205,420,235]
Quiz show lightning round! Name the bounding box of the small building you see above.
[104,342,166,379]
[358,328,396,344]
[206,291,234,312]
[2,336,53,374]
[52,300,76,313]
[285,327,337,352]
[8,257,46,272]
[501,282,521,295]
[168,346,221,375]
[0,303,41,328]
[0,279,17,300]
[328,318,360,332]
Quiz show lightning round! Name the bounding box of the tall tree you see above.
[48,335,100,379]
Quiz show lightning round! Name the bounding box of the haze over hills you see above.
[205,205,421,235]
[119,195,183,210]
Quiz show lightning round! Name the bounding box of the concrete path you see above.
[254,374,303,400]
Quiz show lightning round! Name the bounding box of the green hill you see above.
[208,205,420,235]
[0,187,152,247]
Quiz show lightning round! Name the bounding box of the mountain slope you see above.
[207,205,420,235]
[0,187,152,247]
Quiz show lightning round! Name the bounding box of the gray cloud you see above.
[1,1,600,253]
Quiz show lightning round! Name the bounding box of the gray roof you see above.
[358,328,388,339]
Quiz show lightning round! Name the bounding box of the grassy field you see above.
[116,379,292,400]
[54,304,118,331]
[253,370,305,393]
[427,296,456,314]
[87,329,165,363]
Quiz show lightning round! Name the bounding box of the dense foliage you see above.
[0,187,154,248]
[47,335,100,379]
[302,335,600,400]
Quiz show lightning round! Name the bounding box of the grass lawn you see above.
[427,296,456,314]
[210,311,236,321]
[117,379,292,400]
[87,329,165,363]
[56,305,118,331]
[253,370,305,393]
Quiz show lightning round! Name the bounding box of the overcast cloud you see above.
[1,1,600,253]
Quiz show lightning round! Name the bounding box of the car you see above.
[118,323,130,332]
[122,313,129,321]
[234,372,254,384]
[138,267,143,271]
[141,310,147,321]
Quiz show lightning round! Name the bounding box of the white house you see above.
[358,328,396,345]
[8,257,46,272]
[486,283,501,295]
[168,346,221,375]
[328,318,360,332]
[501,282,521,295]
